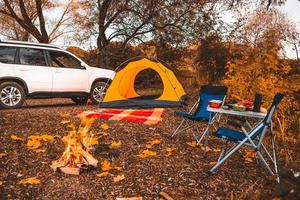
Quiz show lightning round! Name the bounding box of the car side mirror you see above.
[80,63,86,69]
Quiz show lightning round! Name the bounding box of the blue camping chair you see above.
[172,85,228,145]
[209,93,284,183]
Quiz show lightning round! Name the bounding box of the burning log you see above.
[51,116,98,175]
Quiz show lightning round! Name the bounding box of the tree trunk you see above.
[97,25,109,49]
[97,0,112,49]
[293,43,299,60]
[35,0,49,43]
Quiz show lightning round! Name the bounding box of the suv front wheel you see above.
[0,82,25,109]
[90,81,108,104]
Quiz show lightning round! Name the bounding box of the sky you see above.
[278,0,300,58]
[280,0,300,26]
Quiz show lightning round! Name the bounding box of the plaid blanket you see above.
[79,108,165,125]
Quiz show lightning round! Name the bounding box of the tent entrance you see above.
[133,68,164,100]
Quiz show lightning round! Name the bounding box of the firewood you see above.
[159,192,174,200]
[59,167,80,175]
[50,160,65,171]
[81,149,98,167]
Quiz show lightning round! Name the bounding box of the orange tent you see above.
[100,58,186,108]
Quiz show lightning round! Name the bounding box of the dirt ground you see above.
[0,98,299,200]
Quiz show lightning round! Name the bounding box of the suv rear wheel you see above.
[0,82,25,109]
[90,81,108,104]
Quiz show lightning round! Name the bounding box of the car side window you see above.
[0,46,17,64]
[49,51,83,69]
[19,48,47,66]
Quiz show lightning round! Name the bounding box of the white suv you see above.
[0,40,115,109]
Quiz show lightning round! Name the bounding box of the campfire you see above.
[51,116,98,175]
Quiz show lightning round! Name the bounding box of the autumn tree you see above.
[72,0,219,49]
[286,30,300,60]
[224,9,300,135]
[0,14,31,41]
[229,0,287,9]
[0,0,76,43]
[195,34,229,84]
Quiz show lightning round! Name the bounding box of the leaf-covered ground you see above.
[0,99,299,199]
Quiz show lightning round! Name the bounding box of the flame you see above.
[51,116,98,174]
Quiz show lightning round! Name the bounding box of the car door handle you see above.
[54,71,63,74]
[19,69,30,71]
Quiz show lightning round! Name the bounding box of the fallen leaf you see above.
[18,177,40,185]
[11,135,23,141]
[0,153,7,158]
[101,160,111,171]
[109,141,122,149]
[244,150,256,163]
[34,149,46,153]
[43,135,55,141]
[150,139,162,145]
[146,139,162,148]
[113,174,125,182]
[17,173,23,178]
[27,134,55,152]
[209,161,217,165]
[149,127,155,130]
[27,139,41,149]
[114,166,122,171]
[101,123,109,130]
[97,172,109,177]
[0,181,3,186]
[137,149,157,158]
[187,141,197,148]
[164,147,176,157]
[59,112,71,118]
[200,145,212,152]
[165,147,176,152]
[96,131,109,136]
[212,148,221,153]
[61,120,71,124]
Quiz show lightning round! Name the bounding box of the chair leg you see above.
[202,124,216,157]
[217,139,228,162]
[261,143,274,163]
[271,135,280,183]
[256,150,275,175]
[203,133,209,158]
[172,119,186,137]
[242,127,275,176]
[199,113,220,153]
[197,126,209,145]
[192,126,201,142]
[209,142,241,173]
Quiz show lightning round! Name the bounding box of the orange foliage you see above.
[224,38,300,139]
